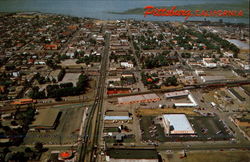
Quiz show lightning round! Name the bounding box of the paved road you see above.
[78,26,110,162]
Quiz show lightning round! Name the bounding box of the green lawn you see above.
[104,127,120,133]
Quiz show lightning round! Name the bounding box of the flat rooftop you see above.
[201,76,227,82]
[118,93,160,104]
[30,108,60,128]
[163,114,194,133]
[164,90,189,98]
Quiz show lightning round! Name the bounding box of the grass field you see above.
[104,127,120,133]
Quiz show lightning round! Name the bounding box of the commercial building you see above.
[164,90,189,99]
[202,58,217,68]
[174,94,198,107]
[195,70,205,76]
[162,114,195,135]
[107,87,131,95]
[104,111,132,121]
[30,109,62,132]
[120,62,134,68]
[201,76,227,83]
[164,90,198,107]
[118,93,160,104]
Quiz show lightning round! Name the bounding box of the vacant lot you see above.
[136,108,198,116]
[162,150,250,162]
[183,151,250,162]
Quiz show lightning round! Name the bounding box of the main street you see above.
[78,24,110,162]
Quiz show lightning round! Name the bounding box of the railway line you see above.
[78,31,110,162]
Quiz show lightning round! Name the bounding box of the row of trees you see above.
[29,74,89,99]
[143,54,173,69]
[76,55,101,65]
[141,72,178,89]
[1,142,44,161]
[110,53,137,66]
[0,107,35,147]
[205,32,240,57]
[163,76,178,86]
[57,68,65,81]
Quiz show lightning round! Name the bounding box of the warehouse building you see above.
[174,94,198,107]
[164,90,189,99]
[164,90,198,107]
[30,109,62,132]
[201,76,227,83]
[118,93,160,104]
[104,111,132,121]
[162,114,195,135]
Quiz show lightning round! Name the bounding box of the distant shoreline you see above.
[108,2,249,19]
[1,9,249,25]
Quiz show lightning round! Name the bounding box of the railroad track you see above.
[78,31,110,162]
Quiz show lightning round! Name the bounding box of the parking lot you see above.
[59,73,81,86]
[24,104,86,145]
[139,115,233,143]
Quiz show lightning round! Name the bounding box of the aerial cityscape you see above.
[0,0,249,162]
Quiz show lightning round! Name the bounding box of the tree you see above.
[58,69,66,81]
[25,147,32,153]
[163,76,178,86]
[29,86,46,99]
[89,38,96,45]
[10,152,27,161]
[76,74,89,92]
[35,142,43,152]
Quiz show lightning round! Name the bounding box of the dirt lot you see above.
[203,88,250,112]
[136,108,198,116]
[161,150,250,162]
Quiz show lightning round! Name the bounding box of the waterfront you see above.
[0,0,249,23]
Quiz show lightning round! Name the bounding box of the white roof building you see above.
[162,114,195,135]
[203,58,217,68]
[120,62,134,68]
[201,76,227,83]
[164,90,189,98]
[164,90,198,107]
